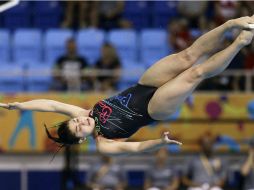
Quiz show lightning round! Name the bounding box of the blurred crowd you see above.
[1,2,254,190]
[1,1,253,92]
[51,1,254,92]
[61,1,131,30]
[51,37,121,92]
[60,135,254,190]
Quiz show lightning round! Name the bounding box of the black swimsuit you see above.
[90,84,157,139]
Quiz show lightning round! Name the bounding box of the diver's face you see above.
[68,116,95,138]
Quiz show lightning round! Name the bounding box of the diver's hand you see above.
[162,131,182,145]
[0,102,20,110]
[0,103,8,109]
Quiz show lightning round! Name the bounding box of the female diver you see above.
[1,16,254,155]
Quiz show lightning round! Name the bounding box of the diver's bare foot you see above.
[227,16,254,30]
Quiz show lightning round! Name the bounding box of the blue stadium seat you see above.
[44,29,74,64]
[3,1,31,30]
[127,171,145,188]
[13,29,42,63]
[108,29,138,62]
[0,63,23,93]
[118,61,145,90]
[190,28,203,39]
[0,30,10,62]
[26,64,53,92]
[152,1,179,28]
[140,29,171,67]
[123,1,150,29]
[33,1,62,30]
[76,29,105,65]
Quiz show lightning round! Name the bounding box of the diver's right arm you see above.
[0,99,88,117]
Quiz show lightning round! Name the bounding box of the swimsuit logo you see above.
[98,101,112,124]
[115,93,132,107]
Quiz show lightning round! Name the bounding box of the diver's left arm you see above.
[97,132,182,155]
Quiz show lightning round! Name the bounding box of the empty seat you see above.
[76,29,105,65]
[0,63,23,93]
[140,29,171,67]
[152,1,179,28]
[0,30,10,62]
[118,61,145,90]
[33,1,62,30]
[44,29,73,64]
[13,29,42,63]
[26,64,53,92]
[123,1,150,29]
[108,29,138,62]
[3,1,31,29]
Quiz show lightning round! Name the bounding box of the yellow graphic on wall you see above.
[0,93,253,153]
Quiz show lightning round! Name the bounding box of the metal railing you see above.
[0,68,253,92]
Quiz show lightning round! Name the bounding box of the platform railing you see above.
[0,68,253,92]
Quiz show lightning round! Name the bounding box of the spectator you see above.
[52,38,89,92]
[198,35,246,91]
[239,2,252,17]
[244,42,254,70]
[178,1,208,29]
[240,137,254,190]
[62,1,98,28]
[94,43,121,91]
[144,148,179,190]
[214,37,245,91]
[97,1,132,30]
[168,18,192,53]
[88,156,125,190]
[243,43,254,90]
[213,1,241,26]
[227,38,245,92]
[183,134,227,190]
[242,1,254,15]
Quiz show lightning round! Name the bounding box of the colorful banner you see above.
[0,93,253,153]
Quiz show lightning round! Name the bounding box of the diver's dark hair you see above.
[44,120,81,146]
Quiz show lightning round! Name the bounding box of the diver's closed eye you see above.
[75,125,81,133]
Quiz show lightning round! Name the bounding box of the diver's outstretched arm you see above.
[0,99,89,117]
[97,132,182,155]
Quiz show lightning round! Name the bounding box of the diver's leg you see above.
[139,16,254,87]
[148,30,254,120]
